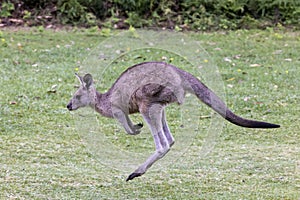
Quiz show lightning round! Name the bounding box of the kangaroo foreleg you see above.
[126,104,173,181]
[113,108,143,135]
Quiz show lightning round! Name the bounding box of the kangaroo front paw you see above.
[134,123,143,130]
[130,123,143,135]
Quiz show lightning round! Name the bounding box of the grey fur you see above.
[67,62,280,181]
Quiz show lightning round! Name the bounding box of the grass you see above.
[0,27,299,199]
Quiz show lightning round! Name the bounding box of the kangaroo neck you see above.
[91,91,113,118]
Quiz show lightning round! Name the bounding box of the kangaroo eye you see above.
[75,95,81,100]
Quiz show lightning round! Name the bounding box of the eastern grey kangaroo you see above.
[67,61,280,181]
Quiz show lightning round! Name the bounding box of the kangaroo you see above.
[67,61,280,181]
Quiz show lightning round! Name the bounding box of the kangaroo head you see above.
[67,73,96,111]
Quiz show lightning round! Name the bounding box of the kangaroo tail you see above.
[187,75,280,129]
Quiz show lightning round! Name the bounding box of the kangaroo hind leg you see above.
[126,104,174,181]
[162,109,175,147]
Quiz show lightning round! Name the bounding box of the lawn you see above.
[0,27,299,199]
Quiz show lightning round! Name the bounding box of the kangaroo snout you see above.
[67,102,73,111]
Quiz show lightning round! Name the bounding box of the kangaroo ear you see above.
[83,74,93,89]
[75,73,84,85]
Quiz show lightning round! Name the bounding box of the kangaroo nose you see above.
[67,102,72,110]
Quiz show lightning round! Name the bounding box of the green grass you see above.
[0,28,299,199]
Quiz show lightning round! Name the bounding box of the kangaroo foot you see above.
[126,172,143,181]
